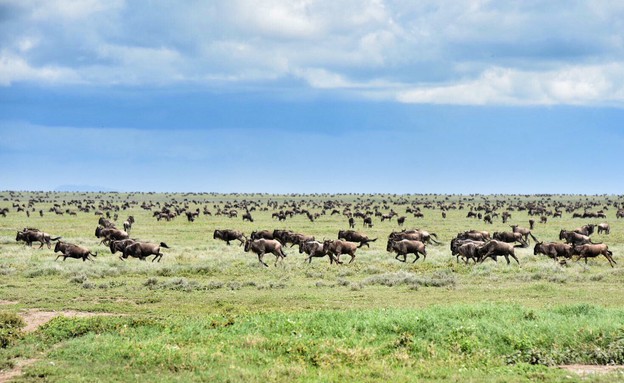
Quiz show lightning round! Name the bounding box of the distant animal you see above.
[572,244,616,267]
[244,239,287,267]
[54,241,97,262]
[397,216,406,226]
[322,239,358,264]
[597,223,610,235]
[122,242,169,262]
[574,224,595,236]
[348,217,355,229]
[242,212,254,222]
[16,229,61,249]
[213,229,246,246]
[386,239,427,263]
[363,216,373,228]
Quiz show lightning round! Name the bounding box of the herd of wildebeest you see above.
[4,192,623,268]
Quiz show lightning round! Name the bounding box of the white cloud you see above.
[2,1,624,106]
[397,64,624,106]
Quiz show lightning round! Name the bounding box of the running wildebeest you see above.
[386,238,427,263]
[122,242,169,262]
[572,244,616,267]
[244,239,287,267]
[213,229,246,246]
[54,241,97,262]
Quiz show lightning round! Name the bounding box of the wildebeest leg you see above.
[412,253,420,263]
[395,253,405,262]
[55,254,63,261]
[258,252,268,267]
[38,241,45,249]
[510,253,520,264]
[604,251,616,267]
[348,254,356,264]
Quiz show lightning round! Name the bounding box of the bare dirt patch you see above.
[0,309,118,382]
[0,300,18,305]
[20,309,112,333]
[559,365,624,375]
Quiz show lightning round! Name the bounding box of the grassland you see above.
[1,192,624,382]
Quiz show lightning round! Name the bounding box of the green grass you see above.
[1,192,624,382]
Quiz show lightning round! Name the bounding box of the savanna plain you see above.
[1,191,624,382]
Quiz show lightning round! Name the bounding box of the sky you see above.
[1,0,624,194]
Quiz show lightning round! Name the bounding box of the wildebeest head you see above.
[213,230,221,240]
[533,242,543,256]
[244,239,251,252]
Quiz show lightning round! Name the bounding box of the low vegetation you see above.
[1,192,624,381]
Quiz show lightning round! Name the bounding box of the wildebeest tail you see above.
[280,248,287,258]
[160,242,169,249]
[50,236,62,241]
[90,252,98,258]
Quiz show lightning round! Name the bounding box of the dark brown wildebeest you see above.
[288,233,315,247]
[456,230,490,242]
[299,240,338,264]
[478,240,520,264]
[574,224,595,236]
[397,216,406,226]
[122,242,169,262]
[597,223,610,235]
[510,225,538,244]
[389,229,440,245]
[109,239,137,255]
[98,217,115,228]
[244,239,287,267]
[348,217,355,229]
[272,229,294,245]
[242,212,253,222]
[617,209,624,219]
[540,216,547,224]
[250,230,275,240]
[442,211,447,219]
[94,226,129,245]
[16,229,61,249]
[492,232,528,247]
[213,229,246,246]
[323,239,358,264]
[528,219,535,229]
[54,241,97,262]
[123,216,135,232]
[533,242,573,261]
[338,230,377,248]
[572,244,616,267]
[363,216,373,228]
[559,230,595,246]
[386,239,427,263]
[455,241,484,264]
[185,211,199,222]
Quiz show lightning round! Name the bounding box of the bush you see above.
[0,312,25,348]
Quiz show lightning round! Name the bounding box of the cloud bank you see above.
[2,1,624,106]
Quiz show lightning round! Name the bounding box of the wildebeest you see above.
[386,239,427,263]
[510,225,538,244]
[478,240,520,265]
[94,226,129,245]
[572,244,616,267]
[16,229,61,249]
[323,239,358,264]
[250,230,275,240]
[455,241,484,264]
[123,216,135,232]
[213,229,246,246]
[456,230,490,242]
[337,230,377,248]
[492,232,528,247]
[533,242,573,261]
[242,212,254,222]
[559,230,595,246]
[389,229,440,245]
[597,223,610,235]
[54,241,97,262]
[397,216,406,226]
[109,239,137,255]
[363,216,373,228]
[299,240,337,264]
[122,242,169,262]
[244,239,287,267]
[574,224,595,236]
[348,217,355,229]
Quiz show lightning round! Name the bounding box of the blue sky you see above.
[2,1,624,193]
